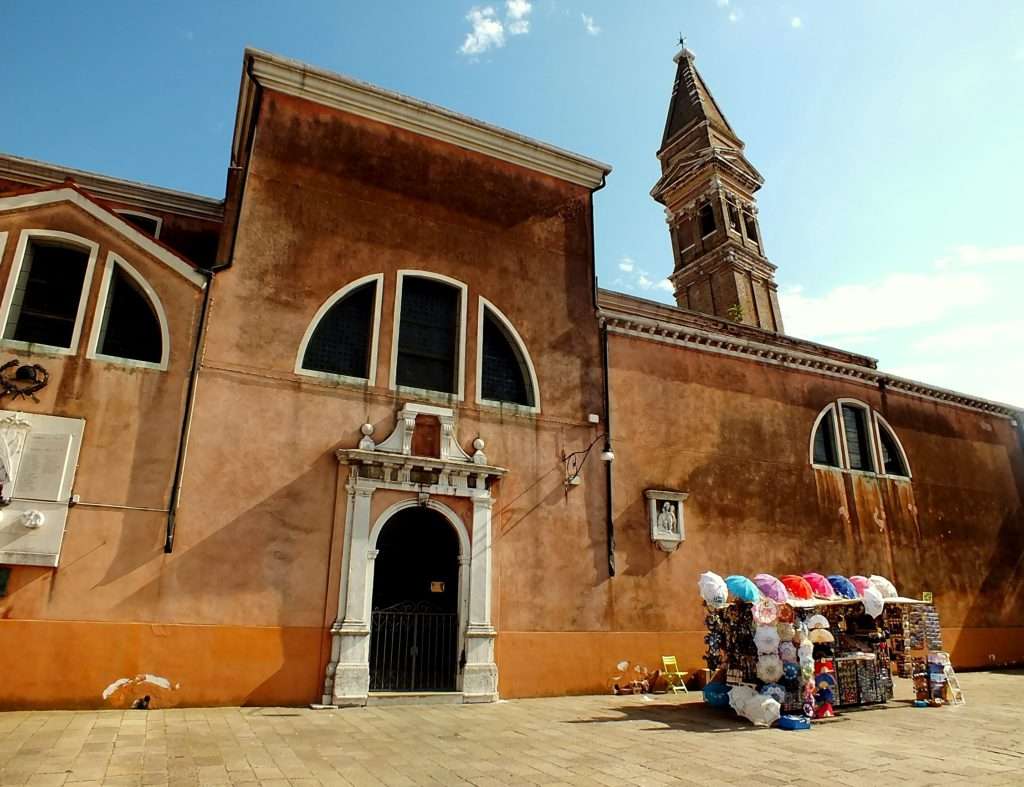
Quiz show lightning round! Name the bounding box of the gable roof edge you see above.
[0,153,223,221]
[0,187,208,288]
[242,49,612,189]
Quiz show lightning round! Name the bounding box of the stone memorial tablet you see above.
[15,433,73,501]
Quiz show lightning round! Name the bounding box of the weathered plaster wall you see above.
[499,335,1022,698]
[0,201,211,707]
[151,89,609,705]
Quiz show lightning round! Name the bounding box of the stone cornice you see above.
[597,290,1021,420]
[671,241,777,283]
[0,153,223,220]
[242,49,612,189]
[653,146,762,204]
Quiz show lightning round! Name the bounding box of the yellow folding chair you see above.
[661,656,689,694]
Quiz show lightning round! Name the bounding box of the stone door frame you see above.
[366,497,471,692]
[321,403,504,705]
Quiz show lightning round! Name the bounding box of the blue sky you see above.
[3,1,1022,405]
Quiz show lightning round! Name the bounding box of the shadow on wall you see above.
[106,458,339,706]
[496,438,611,592]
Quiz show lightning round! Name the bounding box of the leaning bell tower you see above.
[651,46,784,333]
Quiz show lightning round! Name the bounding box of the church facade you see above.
[0,49,1020,708]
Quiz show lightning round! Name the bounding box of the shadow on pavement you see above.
[561,697,924,733]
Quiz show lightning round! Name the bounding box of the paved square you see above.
[0,671,1021,786]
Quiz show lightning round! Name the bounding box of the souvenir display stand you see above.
[698,571,963,728]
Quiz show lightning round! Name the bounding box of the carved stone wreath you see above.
[0,360,49,402]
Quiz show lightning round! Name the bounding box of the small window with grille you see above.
[4,239,90,349]
[396,276,460,394]
[481,307,534,407]
[302,280,377,379]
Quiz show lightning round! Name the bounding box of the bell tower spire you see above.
[652,46,784,332]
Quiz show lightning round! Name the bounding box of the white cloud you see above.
[581,13,601,36]
[611,256,674,297]
[912,319,1024,353]
[780,271,991,340]
[935,244,1024,269]
[460,7,505,55]
[1013,46,1024,61]
[781,243,1024,407]
[728,10,743,23]
[716,0,730,6]
[790,16,802,29]
[506,0,531,35]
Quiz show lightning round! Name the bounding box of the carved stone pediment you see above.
[338,402,506,496]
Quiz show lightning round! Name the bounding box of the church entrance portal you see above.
[368,506,461,692]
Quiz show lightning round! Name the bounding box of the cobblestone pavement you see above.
[1,671,1022,786]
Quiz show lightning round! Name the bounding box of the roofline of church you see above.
[597,289,1023,420]
[0,152,224,221]
[234,48,613,189]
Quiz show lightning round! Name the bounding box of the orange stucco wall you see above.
[0,86,1021,709]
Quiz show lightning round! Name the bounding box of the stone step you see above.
[366,691,464,707]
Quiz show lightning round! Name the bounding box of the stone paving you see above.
[1,671,1022,786]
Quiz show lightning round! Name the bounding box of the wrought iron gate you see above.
[369,600,459,692]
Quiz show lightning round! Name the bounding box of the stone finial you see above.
[472,437,488,466]
[358,423,375,451]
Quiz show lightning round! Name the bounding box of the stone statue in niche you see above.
[657,501,678,534]
[645,489,688,552]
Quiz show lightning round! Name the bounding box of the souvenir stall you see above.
[698,571,962,728]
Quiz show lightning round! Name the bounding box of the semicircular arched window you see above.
[810,400,910,479]
[88,253,168,369]
[297,275,382,383]
[477,299,538,410]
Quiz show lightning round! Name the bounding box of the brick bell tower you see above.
[651,46,784,332]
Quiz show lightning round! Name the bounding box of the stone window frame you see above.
[295,273,385,387]
[0,229,99,357]
[474,296,541,415]
[388,270,468,403]
[85,251,171,371]
[809,398,912,481]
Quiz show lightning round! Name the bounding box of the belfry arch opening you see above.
[369,505,462,693]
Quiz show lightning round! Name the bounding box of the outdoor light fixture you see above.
[563,433,614,486]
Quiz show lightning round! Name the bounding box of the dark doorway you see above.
[369,506,460,692]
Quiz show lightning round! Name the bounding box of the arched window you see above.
[87,254,168,369]
[875,415,910,478]
[297,274,382,382]
[811,406,840,468]
[1,230,98,354]
[392,272,465,397]
[477,299,538,410]
[810,400,911,478]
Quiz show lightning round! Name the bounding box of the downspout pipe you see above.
[587,172,615,577]
[164,57,262,553]
[163,272,214,552]
[601,318,615,577]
